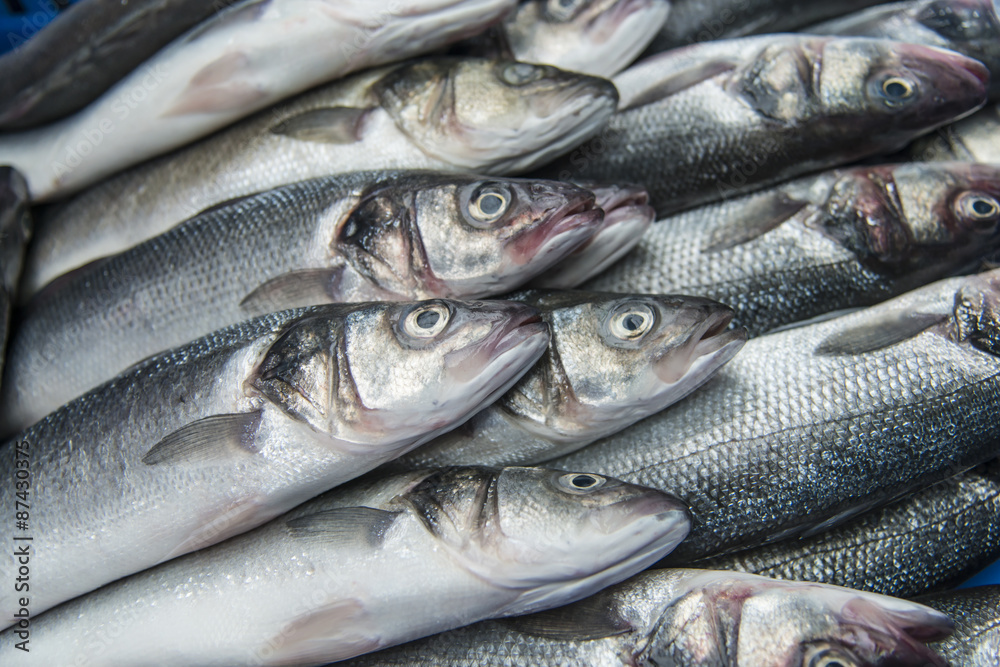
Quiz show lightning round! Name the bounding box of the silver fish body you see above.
[0,171,601,435]
[391,290,745,469]
[21,57,619,298]
[0,0,516,200]
[556,270,1000,562]
[808,0,1000,101]
[700,462,1000,599]
[0,169,30,387]
[535,35,989,216]
[586,162,1000,336]
[910,102,1000,163]
[919,585,1000,666]
[0,467,690,666]
[0,300,550,627]
[344,569,953,666]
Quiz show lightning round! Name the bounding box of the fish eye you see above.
[401,302,450,339]
[803,644,858,667]
[957,191,1000,227]
[557,472,607,493]
[466,183,512,226]
[546,0,584,21]
[500,62,546,86]
[608,303,656,341]
[879,76,916,106]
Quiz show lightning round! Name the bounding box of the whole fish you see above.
[0,168,30,386]
[910,102,1000,163]
[700,461,1000,599]
[533,183,654,288]
[0,0,516,200]
[390,290,745,469]
[0,467,690,665]
[535,35,989,215]
[0,300,549,627]
[585,162,1000,336]
[556,269,1000,562]
[21,57,618,298]
[808,0,1000,100]
[646,0,893,51]
[919,585,1000,666]
[0,0,221,129]
[0,171,601,435]
[344,569,953,666]
[461,0,672,77]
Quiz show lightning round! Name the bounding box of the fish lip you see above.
[509,196,605,268]
[897,44,989,117]
[486,308,550,359]
[653,308,745,385]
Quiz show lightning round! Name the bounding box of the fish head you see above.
[400,466,688,615]
[813,37,987,138]
[249,300,549,446]
[502,0,671,77]
[372,57,618,172]
[644,573,952,666]
[952,268,1000,356]
[499,291,745,444]
[532,183,655,288]
[817,163,1000,276]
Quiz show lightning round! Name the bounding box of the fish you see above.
[0,0,222,129]
[585,162,1000,336]
[0,299,550,627]
[0,168,30,388]
[0,171,602,436]
[699,461,1000,599]
[918,585,1000,666]
[534,35,989,215]
[342,569,954,666]
[554,269,1000,562]
[20,57,619,299]
[0,0,517,200]
[389,290,745,469]
[532,183,654,289]
[460,0,672,77]
[807,0,1000,101]
[646,0,894,52]
[909,102,1000,163]
[0,466,690,665]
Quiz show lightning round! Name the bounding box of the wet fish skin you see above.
[0,171,601,435]
[700,461,1000,599]
[556,270,1000,562]
[390,290,745,469]
[0,299,550,627]
[918,585,1000,666]
[0,0,517,201]
[808,0,1000,101]
[586,162,1000,336]
[344,569,953,666]
[0,0,221,129]
[0,168,30,387]
[19,57,618,300]
[536,35,989,216]
[0,467,689,666]
[910,102,1000,163]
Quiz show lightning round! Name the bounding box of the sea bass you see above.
[808,0,1000,100]
[0,172,601,435]
[0,300,549,627]
[0,169,30,388]
[556,269,1000,562]
[535,35,988,215]
[0,467,689,665]
[390,290,745,469]
[21,57,618,297]
[919,585,1000,666]
[910,102,1000,163]
[701,461,1000,599]
[344,569,953,666]
[0,0,516,200]
[585,162,1000,336]
[0,0,221,128]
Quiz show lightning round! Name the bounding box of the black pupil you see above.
[416,310,440,329]
[884,80,909,98]
[973,199,997,216]
[479,193,504,216]
[572,475,596,488]
[623,314,645,332]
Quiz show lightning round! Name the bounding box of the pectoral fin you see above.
[240,268,346,316]
[501,590,632,640]
[142,411,263,465]
[623,60,737,110]
[261,598,381,666]
[286,507,400,549]
[270,107,374,144]
[702,192,809,253]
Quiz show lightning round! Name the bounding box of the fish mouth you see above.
[509,196,605,271]
[654,308,746,386]
[446,304,550,385]
[897,44,989,126]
